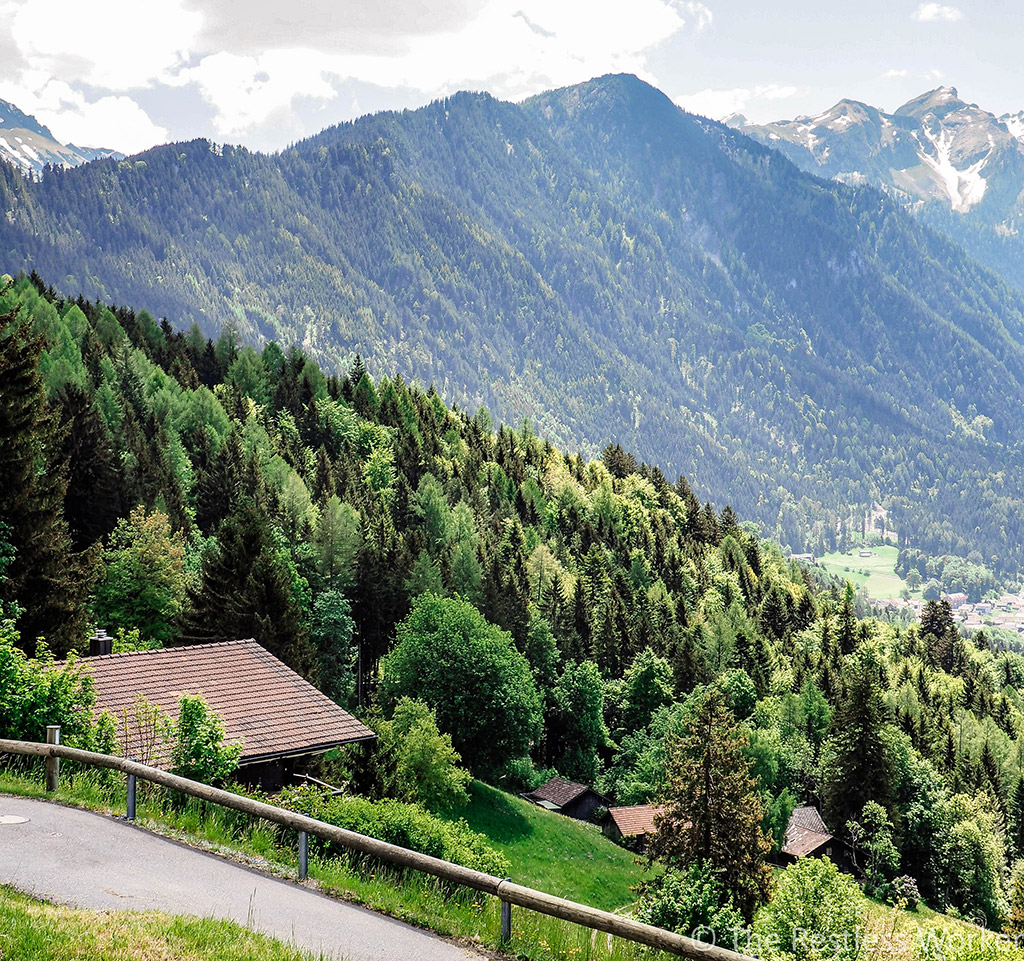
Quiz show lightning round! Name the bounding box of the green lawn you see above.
[815,545,915,601]
[448,781,650,911]
[0,885,320,961]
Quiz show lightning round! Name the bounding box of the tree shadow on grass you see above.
[454,782,534,845]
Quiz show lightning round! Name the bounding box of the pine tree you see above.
[822,649,895,830]
[1008,777,1024,862]
[180,501,315,679]
[648,688,773,922]
[56,383,123,549]
[0,306,96,653]
[838,583,858,655]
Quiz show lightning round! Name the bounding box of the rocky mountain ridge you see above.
[0,99,122,177]
[731,87,1024,287]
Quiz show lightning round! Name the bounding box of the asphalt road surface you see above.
[0,795,487,961]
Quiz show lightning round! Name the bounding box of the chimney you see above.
[89,629,113,657]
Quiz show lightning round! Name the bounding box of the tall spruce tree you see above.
[0,304,96,653]
[179,500,315,679]
[821,649,895,830]
[648,687,773,921]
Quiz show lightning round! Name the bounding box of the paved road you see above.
[0,796,486,961]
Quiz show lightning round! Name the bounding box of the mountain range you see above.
[0,99,122,177]
[3,75,1024,573]
[731,87,1024,291]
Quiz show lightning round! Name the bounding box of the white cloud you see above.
[181,0,708,145]
[11,0,202,91]
[0,0,712,153]
[883,68,910,79]
[675,1,713,33]
[0,78,168,152]
[176,50,337,143]
[912,3,963,22]
[675,83,800,121]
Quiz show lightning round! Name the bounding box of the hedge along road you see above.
[0,796,486,961]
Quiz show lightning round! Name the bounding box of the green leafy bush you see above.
[752,857,863,961]
[277,784,509,876]
[635,862,745,944]
[371,698,471,811]
[0,629,95,743]
[169,695,242,784]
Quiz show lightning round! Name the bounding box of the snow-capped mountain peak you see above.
[733,87,1024,221]
[0,99,123,177]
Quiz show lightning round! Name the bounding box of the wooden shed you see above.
[522,777,609,821]
[81,639,375,789]
[780,806,839,863]
[602,804,665,851]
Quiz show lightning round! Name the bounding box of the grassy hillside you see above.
[0,885,318,961]
[816,546,913,601]
[450,782,648,911]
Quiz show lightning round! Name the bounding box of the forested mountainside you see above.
[3,75,1024,573]
[4,271,1024,924]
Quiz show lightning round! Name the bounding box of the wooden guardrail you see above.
[0,735,754,961]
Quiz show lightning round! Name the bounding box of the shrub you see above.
[371,698,470,811]
[169,694,242,784]
[752,857,864,961]
[890,875,920,910]
[277,784,509,877]
[0,629,95,744]
[635,862,746,945]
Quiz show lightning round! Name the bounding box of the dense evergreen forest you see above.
[6,272,1024,926]
[4,74,1024,573]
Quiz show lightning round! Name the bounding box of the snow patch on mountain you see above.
[1003,113,1024,145]
[0,98,122,176]
[918,125,989,211]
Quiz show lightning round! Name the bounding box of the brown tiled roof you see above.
[606,804,665,837]
[524,776,607,809]
[783,806,833,858]
[81,639,374,766]
[788,806,828,834]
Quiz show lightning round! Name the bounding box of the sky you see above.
[0,0,1020,156]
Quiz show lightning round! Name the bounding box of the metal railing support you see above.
[45,726,60,792]
[127,773,137,820]
[298,830,308,880]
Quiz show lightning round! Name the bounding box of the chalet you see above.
[81,639,375,790]
[780,806,836,863]
[523,777,609,821]
[942,593,969,609]
[602,804,664,851]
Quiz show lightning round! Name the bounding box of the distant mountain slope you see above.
[732,87,1024,290]
[0,99,122,176]
[4,74,1024,571]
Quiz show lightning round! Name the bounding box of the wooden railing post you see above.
[499,878,513,945]
[45,726,60,792]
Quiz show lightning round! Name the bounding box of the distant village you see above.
[930,592,1024,634]
[792,545,1024,635]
